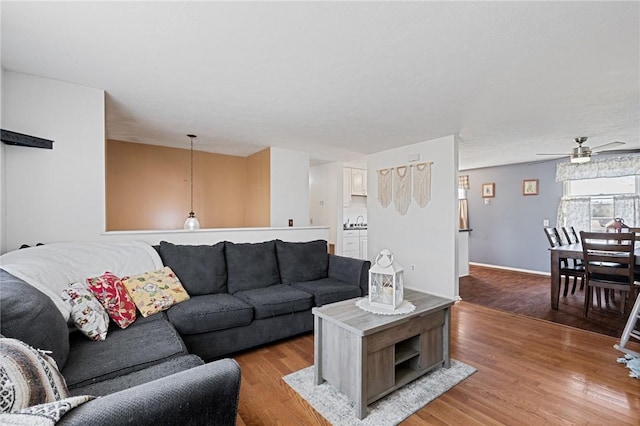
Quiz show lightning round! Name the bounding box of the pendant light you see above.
[183,134,200,230]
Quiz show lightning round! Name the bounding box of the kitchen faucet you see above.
[356,215,364,225]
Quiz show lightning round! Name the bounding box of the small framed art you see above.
[482,183,495,198]
[523,179,539,196]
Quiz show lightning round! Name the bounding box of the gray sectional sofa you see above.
[0,269,241,426]
[0,238,370,424]
[159,239,370,360]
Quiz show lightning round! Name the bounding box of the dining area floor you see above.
[459,264,632,338]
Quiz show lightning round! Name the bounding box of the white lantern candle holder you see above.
[368,249,404,310]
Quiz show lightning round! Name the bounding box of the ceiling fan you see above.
[536,137,627,164]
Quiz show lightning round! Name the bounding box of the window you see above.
[566,176,636,196]
[564,176,638,231]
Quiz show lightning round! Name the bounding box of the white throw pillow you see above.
[61,283,109,341]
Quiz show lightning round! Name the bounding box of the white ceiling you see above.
[1,1,638,170]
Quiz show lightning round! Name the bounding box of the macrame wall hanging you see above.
[377,162,433,215]
[377,168,393,208]
[412,162,432,207]
[393,166,412,215]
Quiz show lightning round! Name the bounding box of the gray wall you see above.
[464,160,563,273]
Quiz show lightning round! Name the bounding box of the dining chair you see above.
[544,227,584,296]
[631,228,640,283]
[580,231,637,317]
[562,226,580,244]
[562,226,585,291]
[544,227,563,247]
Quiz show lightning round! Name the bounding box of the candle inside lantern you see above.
[383,287,393,302]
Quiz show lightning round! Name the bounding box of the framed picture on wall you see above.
[523,179,539,196]
[481,183,495,198]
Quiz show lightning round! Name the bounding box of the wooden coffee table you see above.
[312,289,454,420]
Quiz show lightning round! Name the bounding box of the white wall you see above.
[2,72,106,252]
[367,135,459,299]
[1,73,326,254]
[270,147,310,228]
[309,162,340,245]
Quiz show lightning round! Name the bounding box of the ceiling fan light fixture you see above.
[570,154,591,164]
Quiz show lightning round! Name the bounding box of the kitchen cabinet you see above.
[351,168,367,196]
[344,167,367,200]
[343,230,360,258]
[343,168,352,207]
[343,229,368,260]
[360,235,368,261]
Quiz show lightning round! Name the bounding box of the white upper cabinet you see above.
[343,168,352,207]
[351,168,367,196]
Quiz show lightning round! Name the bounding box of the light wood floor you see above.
[234,301,640,425]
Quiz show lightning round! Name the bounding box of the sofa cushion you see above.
[291,278,362,306]
[158,241,227,295]
[121,266,190,317]
[0,270,70,369]
[225,241,280,293]
[61,283,110,341]
[276,239,329,284]
[68,355,204,397]
[166,294,254,335]
[86,272,137,329]
[0,338,70,412]
[234,284,313,319]
[62,315,188,390]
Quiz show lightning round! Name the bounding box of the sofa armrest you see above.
[328,255,371,296]
[59,358,241,426]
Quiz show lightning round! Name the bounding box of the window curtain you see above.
[557,194,640,233]
[556,196,591,235]
[458,175,469,229]
[459,199,469,229]
[556,154,640,181]
[555,154,640,233]
[613,194,640,227]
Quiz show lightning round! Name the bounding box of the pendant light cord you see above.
[189,135,195,214]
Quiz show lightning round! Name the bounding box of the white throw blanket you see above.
[0,241,163,321]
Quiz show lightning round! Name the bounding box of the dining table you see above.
[550,242,640,309]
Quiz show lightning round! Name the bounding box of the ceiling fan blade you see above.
[592,147,640,155]
[590,141,625,152]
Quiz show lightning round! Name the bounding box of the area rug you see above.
[282,360,476,425]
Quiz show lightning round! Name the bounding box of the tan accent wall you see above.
[245,148,271,227]
[106,140,260,231]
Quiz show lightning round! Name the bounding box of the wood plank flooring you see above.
[460,265,632,337]
[234,301,640,425]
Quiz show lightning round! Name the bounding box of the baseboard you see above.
[469,262,549,276]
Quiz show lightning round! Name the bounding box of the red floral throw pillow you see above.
[86,272,137,328]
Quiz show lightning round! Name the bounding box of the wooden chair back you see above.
[580,231,636,315]
[548,227,585,296]
[562,226,580,244]
[544,227,563,248]
[580,231,635,283]
[562,226,578,244]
